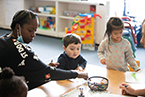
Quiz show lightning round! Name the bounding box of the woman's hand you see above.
[48,61,59,67]
[119,82,135,95]
[77,72,88,80]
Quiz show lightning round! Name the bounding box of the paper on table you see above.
[62,84,110,97]
[69,78,87,84]
[125,68,145,83]
[129,83,145,90]
[98,94,132,97]
[27,88,47,97]
[62,84,130,97]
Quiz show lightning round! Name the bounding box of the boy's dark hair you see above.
[10,9,37,30]
[63,33,81,48]
[0,67,27,97]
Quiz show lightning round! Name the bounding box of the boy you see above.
[56,33,87,71]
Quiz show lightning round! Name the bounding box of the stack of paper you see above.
[125,68,145,83]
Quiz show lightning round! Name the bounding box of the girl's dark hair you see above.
[10,9,37,30]
[0,67,27,97]
[63,33,81,48]
[103,17,124,52]
[104,17,124,39]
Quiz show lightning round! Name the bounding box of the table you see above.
[27,65,125,97]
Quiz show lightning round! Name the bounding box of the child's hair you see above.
[104,17,124,40]
[0,67,28,97]
[10,9,38,30]
[63,33,81,48]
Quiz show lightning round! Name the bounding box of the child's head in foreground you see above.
[0,67,28,97]
[63,33,81,59]
[104,17,124,43]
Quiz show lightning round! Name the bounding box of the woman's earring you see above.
[17,29,19,36]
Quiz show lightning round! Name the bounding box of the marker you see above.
[123,85,128,88]
[51,60,53,63]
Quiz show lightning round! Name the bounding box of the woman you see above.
[119,19,145,96]
[0,9,88,90]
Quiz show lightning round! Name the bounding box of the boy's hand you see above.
[75,66,84,71]
[100,58,106,65]
[48,62,59,67]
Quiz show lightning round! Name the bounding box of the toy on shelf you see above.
[39,17,47,29]
[29,6,55,14]
[65,13,102,50]
[45,6,55,14]
[64,10,80,17]
[38,6,55,14]
[90,5,96,14]
[47,17,54,30]
[39,17,55,31]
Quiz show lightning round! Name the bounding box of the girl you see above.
[0,67,28,97]
[97,17,140,72]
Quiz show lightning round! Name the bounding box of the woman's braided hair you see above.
[10,9,37,30]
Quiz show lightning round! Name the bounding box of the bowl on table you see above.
[87,76,109,91]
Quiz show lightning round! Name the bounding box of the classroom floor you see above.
[0,28,145,69]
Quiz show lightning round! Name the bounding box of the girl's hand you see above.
[135,69,140,72]
[100,58,106,65]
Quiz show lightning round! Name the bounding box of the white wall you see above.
[107,0,145,21]
[107,0,124,17]
[126,0,145,21]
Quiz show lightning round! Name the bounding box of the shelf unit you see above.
[23,0,57,37]
[0,0,108,44]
